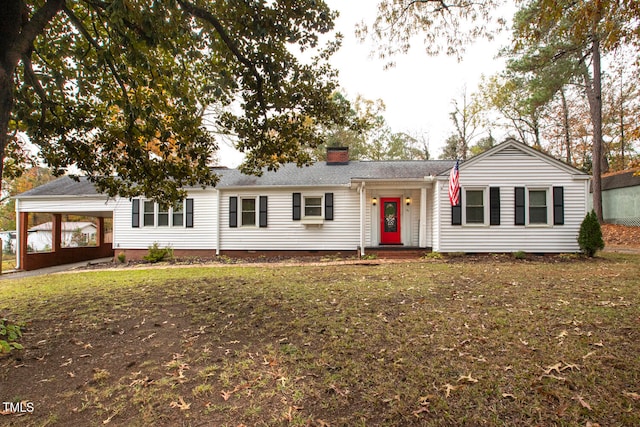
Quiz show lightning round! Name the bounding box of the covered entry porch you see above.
[353,177,436,257]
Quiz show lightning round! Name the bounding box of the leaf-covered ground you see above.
[1,253,639,426]
[602,224,640,248]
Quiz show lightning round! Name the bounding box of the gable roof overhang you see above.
[436,139,591,181]
[350,176,437,189]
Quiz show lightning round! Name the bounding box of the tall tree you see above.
[0,166,55,230]
[439,134,462,160]
[602,50,640,171]
[0,1,349,203]
[510,0,640,222]
[357,0,506,64]
[448,87,483,160]
[469,133,496,157]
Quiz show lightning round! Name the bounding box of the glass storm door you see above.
[380,198,401,244]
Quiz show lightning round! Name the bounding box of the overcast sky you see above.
[218,1,514,166]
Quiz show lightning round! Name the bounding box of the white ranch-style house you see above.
[14,140,590,270]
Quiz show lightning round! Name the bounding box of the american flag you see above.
[448,160,460,206]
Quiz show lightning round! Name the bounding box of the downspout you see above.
[359,182,365,257]
[215,188,221,256]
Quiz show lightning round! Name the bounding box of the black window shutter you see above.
[451,188,462,226]
[259,196,268,228]
[325,193,334,220]
[229,197,237,228]
[490,187,501,226]
[292,193,301,220]
[515,187,525,225]
[553,187,564,225]
[185,198,194,228]
[132,199,140,228]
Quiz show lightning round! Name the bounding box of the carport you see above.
[14,177,116,271]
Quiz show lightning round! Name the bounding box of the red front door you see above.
[380,198,401,244]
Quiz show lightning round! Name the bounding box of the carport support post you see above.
[19,211,28,270]
[97,217,105,246]
[52,214,62,252]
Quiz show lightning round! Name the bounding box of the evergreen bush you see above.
[578,210,605,257]
[144,242,173,263]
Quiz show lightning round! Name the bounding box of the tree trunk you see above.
[532,114,541,149]
[560,87,572,164]
[0,0,23,186]
[0,67,12,184]
[619,74,625,169]
[583,38,604,223]
[0,0,63,191]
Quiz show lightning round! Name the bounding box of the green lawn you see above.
[1,254,639,426]
[1,254,16,272]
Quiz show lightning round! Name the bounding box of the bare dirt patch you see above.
[1,255,639,426]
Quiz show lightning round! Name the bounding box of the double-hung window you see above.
[241,198,256,226]
[304,196,323,218]
[143,201,155,227]
[292,192,333,223]
[172,201,184,227]
[465,190,485,224]
[515,187,563,226]
[133,199,193,228]
[528,190,548,224]
[158,204,170,227]
[229,196,267,228]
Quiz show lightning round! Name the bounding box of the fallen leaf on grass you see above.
[542,361,579,376]
[413,406,429,417]
[562,362,580,371]
[221,390,233,401]
[169,396,191,411]
[623,391,640,400]
[502,393,517,400]
[543,362,562,375]
[443,383,460,398]
[540,374,567,382]
[573,395,592,410]
[457,373,478,383]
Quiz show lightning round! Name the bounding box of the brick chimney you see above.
[326,146,349,165]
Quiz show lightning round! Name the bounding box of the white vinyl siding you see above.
[113,189,217,250]
[436,145,588,253]
[220,187,359,251]
[17,197,116,215]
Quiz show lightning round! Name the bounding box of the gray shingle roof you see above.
[17,176,102,197]
[16,160,456,197]
[216,160,455,188]
[601,169,640,191]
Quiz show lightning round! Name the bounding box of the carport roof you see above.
[16,176,102,197]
